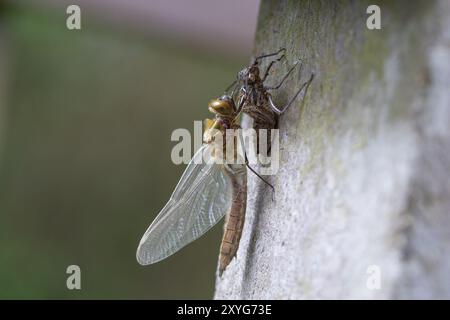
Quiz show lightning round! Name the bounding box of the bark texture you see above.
[215,0,450,299]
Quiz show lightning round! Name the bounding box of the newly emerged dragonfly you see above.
[137,95,248,275]
[137,49,312,275]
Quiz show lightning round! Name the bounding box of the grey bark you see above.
[215,0,450,299]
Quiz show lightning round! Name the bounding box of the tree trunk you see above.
[215,0,450,299]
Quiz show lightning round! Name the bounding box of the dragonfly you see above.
[136,49,313,275]
[136,94,249,275]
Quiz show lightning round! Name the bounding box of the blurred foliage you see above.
[0,5,245,298]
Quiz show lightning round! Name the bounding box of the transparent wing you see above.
[136,144,233,265]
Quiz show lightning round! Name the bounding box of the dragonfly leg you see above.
[238,129,275,194]
[262,54,286,82]
[246,162,274,193]
[268,73,314,115]
[244,153,275,193]
[254,47,286,63]
[265,59,303,90]
[224,79,237,95]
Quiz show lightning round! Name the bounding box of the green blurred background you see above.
[0,1,259,298]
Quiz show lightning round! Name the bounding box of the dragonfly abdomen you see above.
[219,168,247,276]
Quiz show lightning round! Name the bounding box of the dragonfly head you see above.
[208,95,236,117]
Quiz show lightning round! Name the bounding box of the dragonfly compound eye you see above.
[208,98,234,116]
